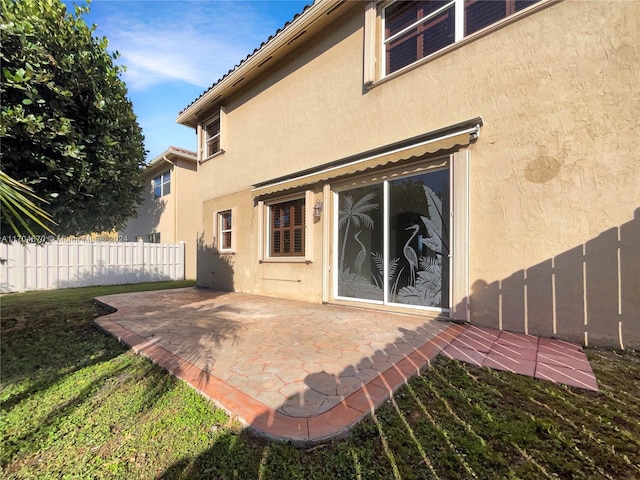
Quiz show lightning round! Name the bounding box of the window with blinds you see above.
[205,115,221,158]
[269,198,305,257]
[218,210,233,252]
[383,0,542,76]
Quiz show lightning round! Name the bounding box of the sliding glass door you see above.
[335,167,450,311]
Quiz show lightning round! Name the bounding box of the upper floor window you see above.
[269,198,305,257]
[382,0,542,76]
[153,171,170,199]
[204,115,221,158]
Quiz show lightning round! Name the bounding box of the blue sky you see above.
[63,0,309,161]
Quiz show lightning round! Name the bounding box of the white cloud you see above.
[76,0,308,161]
[93,2,287,92]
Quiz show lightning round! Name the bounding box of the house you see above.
[121,146,198,279]
[177,0,639,348]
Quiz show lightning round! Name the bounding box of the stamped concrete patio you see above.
[94,288,462,443]
[94,287,597,444]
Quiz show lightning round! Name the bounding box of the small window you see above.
[148,232,160,243]
[218,210,233,252]
[153,171,170,199]
[381,0,542,76]
[205,115,221,158]
[269,198,305,257]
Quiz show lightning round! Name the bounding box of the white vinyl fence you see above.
[0,241,185,293]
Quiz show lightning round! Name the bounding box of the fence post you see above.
[138,239,145,282]
[179,241,185,280]
[21,242,27,292]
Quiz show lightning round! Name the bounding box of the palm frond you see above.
[388,257,399,279]
[372,251,384,275]
[0,170,56,237]
[352,192,378,212]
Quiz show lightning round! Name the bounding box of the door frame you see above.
[326,151,470,321]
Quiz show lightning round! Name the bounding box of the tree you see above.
[0,0,146,236]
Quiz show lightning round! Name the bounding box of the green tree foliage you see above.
[0,0,146,235]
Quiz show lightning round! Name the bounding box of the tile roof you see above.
[178,2,314,116]
[168,146,197,156]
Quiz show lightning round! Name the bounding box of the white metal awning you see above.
[251,119,481,197]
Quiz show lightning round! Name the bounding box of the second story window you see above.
[384,1,455,75]
[205,115,221,158]
[382,0,542,76]
[153,171,170,199]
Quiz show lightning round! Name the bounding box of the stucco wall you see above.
[196,1,639,347]
[122,165,175,243]
[123,159,199,279]
[174,159,199,279]
[200,188,325,302]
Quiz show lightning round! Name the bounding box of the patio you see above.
[94,287,597,444]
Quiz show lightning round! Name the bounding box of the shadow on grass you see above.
[3,362,131,463]
[0,302,127,412]
[158,429,266,480]
[0,282,194,471]
[153,349,640,480]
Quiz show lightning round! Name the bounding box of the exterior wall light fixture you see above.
[313,200,323,219]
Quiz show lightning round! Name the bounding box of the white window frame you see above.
[377,0,546,80]
[148,232,160,243]
[201,107,226,161]
[329,153,469,319]
[216,209,235,253]
[258,190,315,263]
[153,171,171,199]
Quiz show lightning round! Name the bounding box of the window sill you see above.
[259,257,312,264]
[368,0,554,90]
[217,250,235,255]
[199,149,225,164]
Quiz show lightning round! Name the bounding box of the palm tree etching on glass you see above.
[337,182,447,306]
[338,192,378,273]
[338,191,382,300]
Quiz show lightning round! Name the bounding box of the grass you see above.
[1,282,639,479]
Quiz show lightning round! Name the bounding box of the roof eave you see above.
[176,0,348,129]
[146,147,197,170]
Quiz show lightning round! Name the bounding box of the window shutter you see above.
[269,198,306,257]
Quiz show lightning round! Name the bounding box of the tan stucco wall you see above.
[174,159,199,279]
[122,165,175,242]
[196,1,640,347]
[200,188,325,302]
[123,158,199,279]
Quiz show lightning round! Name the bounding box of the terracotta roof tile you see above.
[168,146,197,156]
[178,2,313,116]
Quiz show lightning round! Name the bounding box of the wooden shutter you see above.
[270,199,305,256]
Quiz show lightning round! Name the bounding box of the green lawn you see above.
[1,282,639,479]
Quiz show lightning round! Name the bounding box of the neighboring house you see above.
[121,146,198,279]
[177,1,639,348]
